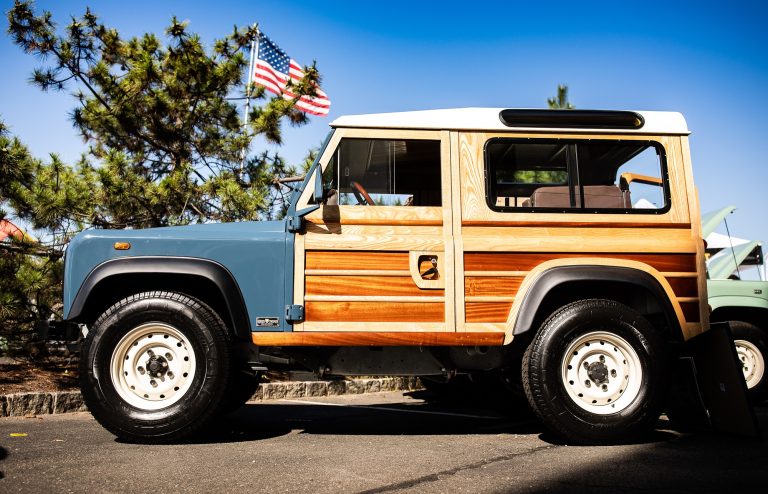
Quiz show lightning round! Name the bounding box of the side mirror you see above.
[312,166,324,204]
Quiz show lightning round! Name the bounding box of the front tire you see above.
[80,292,232,443]
[731,320,767,403]
[522,299,667,445]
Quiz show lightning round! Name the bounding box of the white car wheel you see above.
[561,331,643,415]
[110,322,197,410]
[734,338,765,390]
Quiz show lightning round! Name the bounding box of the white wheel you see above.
[110,322,197,410]
[735,339,765,390]
[561,331,643,415]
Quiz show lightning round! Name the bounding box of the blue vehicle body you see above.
[62,133,331,336]
[63,219,294,332]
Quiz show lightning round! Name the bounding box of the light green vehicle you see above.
[703,206,768,402]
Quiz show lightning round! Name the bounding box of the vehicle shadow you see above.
[0,445,7,479]
[186,391,683,446]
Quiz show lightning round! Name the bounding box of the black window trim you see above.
[483,137,672,215]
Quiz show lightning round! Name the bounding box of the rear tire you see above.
[731,320,768,403]
[522,299,667,445]
[79,291,231,443]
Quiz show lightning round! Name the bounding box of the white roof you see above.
[331,108,690,135]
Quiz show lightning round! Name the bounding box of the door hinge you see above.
[286,215,303,233]
[285,304,305,323]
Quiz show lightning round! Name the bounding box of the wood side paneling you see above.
[305,205,443,226]
[464,277,523,297]
[666,277,699,298]
[306,251,410,271]
[464,252,697,272]
[465,302,514,323]
[461,227,694,253]
[252,331,504,347]
[306,301,445,322]
[461,220,692,228]
[306,276,443,297]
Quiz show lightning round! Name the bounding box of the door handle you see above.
[419,256,439,280]
[409,251,444,289]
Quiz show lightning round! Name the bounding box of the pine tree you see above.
[7,0,324,227]
[547,84,575,110]
[2,1,327,351]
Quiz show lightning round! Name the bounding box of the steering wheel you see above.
[350,181,374,206]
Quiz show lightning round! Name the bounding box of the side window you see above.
[321,138,441,206]
[486,139,668,213]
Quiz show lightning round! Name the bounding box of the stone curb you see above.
[0,377,424,418]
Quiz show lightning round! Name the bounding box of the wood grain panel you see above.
[461,227,694,253]
[306,301,445,322]
[679,302,701,323]
[666,277,699,298]
[464,252,697,272]
[252,331,505,347]
[306,251,409,271]
[464,277,523,297]
[304,205,443,226]
[462,220,692,228]
[465,302,514,323]
[306,276,443,297]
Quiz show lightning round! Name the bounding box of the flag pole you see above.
[241,24,259,172]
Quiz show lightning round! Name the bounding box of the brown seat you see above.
[528,185,631,209]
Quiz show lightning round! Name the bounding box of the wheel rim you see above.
[734,339,765,389]
[561,331,643,415]
[110,322,197,411]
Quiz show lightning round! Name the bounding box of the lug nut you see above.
[150,380,158,388]
[599,355,605,363]
[602,384,608,391]
[611,369,617,377]
[167,372,174,379]
[166,353,173,361]
[584,380,591,388]
[138,366,145,375]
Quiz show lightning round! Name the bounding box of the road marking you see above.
[279,399,508,420]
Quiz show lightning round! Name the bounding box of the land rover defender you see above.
[63,108,709,444]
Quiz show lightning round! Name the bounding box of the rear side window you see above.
[486,138,669,213]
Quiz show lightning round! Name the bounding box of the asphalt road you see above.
[1,389,767,493]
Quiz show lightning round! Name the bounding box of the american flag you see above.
[252,32,330,116]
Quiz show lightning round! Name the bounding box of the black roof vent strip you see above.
[499,110,645,129]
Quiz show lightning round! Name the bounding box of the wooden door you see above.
[293,129,456,336]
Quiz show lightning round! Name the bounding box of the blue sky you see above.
[1,0,767,244]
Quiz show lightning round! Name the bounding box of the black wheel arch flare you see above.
[67,256,252,340]
[512,265,683,340]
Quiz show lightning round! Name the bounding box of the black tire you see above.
[731,320,768,403]
[79,291,232,443]
[221,367,261,414]
[522,299,667,445]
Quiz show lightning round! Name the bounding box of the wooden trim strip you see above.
[461,221,692,228]
[306,301,445,322]
[304,295,444,303]
[660,272,698,278]
[676,297,699,303]
[465,296,516,302]
[464,252,697,272]
[302,322,446,332]
[251,331,505,347]
[306,217,443,226]
[305,269,412,276]
[464,270,530,277]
